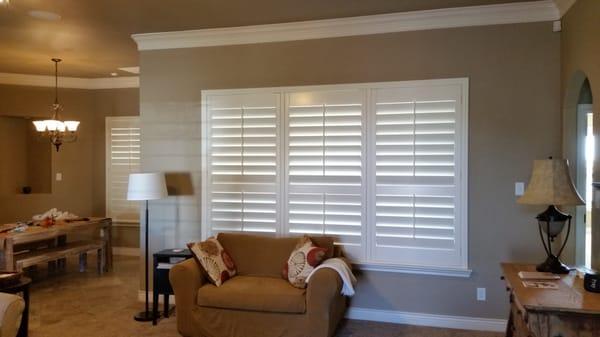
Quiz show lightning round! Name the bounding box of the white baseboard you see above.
[134,291,505,332]
[345,307,507,332]
[112,247,140,256]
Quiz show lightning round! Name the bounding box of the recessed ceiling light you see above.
[28,10,62,21]
[110,72,118,77]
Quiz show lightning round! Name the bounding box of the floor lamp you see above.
[127,172,168,322]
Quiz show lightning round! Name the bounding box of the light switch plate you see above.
[515,182,524,196]
[56,172,62,181]
[477,288,486,301]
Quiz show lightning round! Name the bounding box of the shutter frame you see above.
[106,116,141,225]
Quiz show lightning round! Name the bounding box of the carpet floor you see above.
[22,256,502,337]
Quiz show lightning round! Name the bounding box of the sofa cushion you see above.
[284,236,328,288]
[217,233,335,278]
[197,275,306,314]
[188,237,236,286]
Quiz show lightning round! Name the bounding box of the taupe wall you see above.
[0,84,140,247]
[140,22,560,318]
[561,0,600,269]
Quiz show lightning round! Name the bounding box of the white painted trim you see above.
[346,307,507,332]
[112,247,140,256]
[553,0,577,17]
[0,72,139,89]
[132,1,559,51]
[355,263,472,278]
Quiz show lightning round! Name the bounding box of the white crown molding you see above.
[132,0,560,51]
[346,307,507,332]
[0,72,139,89]
[553,0,577,17]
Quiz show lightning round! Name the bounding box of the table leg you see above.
[163,294,169,318]
[506,306,514,337]
[57,235,67,270]
[152,288,159,325]
[17,285,29,337]
[5,239,15,272]
[79,252,87,272]
[101,222,113,271]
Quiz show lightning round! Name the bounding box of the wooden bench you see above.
[15,240,106,274]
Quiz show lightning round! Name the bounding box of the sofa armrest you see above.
[0,292,24,337]
[306,267,344,337]
[169,258,206,337]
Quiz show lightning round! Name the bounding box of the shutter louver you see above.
[207,93,281,235]
[371,85,465,268]
[286,90,365,260]
[106,117,141,224]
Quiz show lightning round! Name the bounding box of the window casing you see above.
[106,116,141,225]
[202,79,468,273]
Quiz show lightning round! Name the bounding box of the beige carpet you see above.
[23,256,502,337]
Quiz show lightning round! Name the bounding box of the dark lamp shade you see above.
[518,159,584,206]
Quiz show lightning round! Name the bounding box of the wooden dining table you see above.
[0,217,113,272]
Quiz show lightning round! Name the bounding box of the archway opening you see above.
[574,78,594,268]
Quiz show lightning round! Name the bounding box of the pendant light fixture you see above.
[32,58,80,151]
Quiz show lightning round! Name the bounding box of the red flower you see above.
[282,263,289,279]
[222,251,236,271]
[221,270,230,283]
[306,247,326,267]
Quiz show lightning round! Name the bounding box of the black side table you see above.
[152,249,192,325]
[1,277,31,337]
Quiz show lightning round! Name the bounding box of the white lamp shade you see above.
[45,119,59,131]
[33,120,47,131]
[127,173,168,201]
[64,121,80,131]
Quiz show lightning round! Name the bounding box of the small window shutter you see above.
[206,93,281,235]
[370,84,466,268]
[286,90,365,260]
[106,117,141,223]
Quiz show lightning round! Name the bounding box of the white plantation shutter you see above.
[202,79,468,271]
[285,90,365,260]
[369,83,467,268]
[106,117,141,224]
[206,93,281,235]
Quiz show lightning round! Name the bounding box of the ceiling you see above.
[0,0,534,78]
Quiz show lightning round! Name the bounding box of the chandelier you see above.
[33,58,80,151]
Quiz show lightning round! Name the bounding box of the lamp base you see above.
[536,255,571,274]
[134,310,160,322]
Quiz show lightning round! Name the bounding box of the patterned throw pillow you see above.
[283,236,328,288]
[188,237,236,286]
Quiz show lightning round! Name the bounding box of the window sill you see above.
[353,263,472,278]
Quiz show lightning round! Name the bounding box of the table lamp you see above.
[127,172,168,321]
[518,158,584,274]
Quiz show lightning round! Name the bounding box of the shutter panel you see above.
[106,117,141,223]
[206,93,281,235]
[370,84,465,268]
[286,90,365,260]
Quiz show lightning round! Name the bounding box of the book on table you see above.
[518,271,561,280]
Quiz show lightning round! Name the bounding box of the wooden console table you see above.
[0,218,113,272]
[501,263,600,337]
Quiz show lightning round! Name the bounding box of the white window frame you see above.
[201,78,470,277]
[105,116,141,227]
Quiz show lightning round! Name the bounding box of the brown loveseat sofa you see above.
[169,233,349,337]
